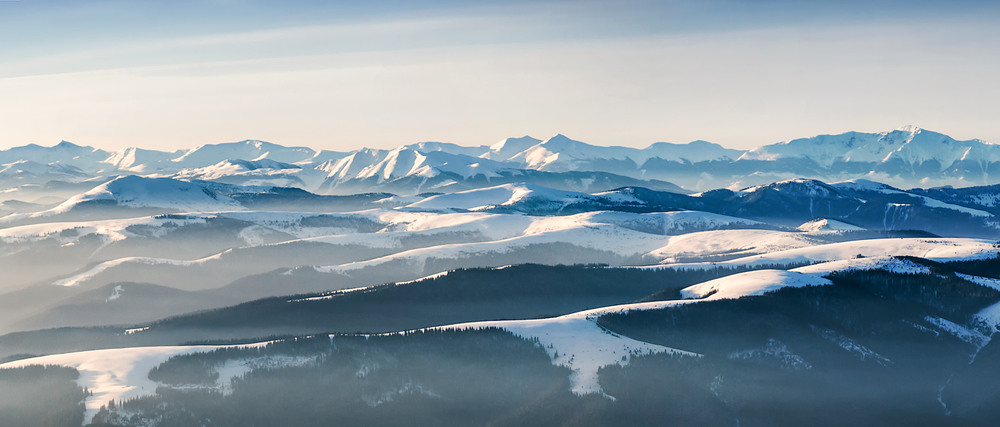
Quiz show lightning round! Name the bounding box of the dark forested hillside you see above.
[0,264,742,360]
[158,264,740,336]
[0,365,89,427]
[596,268,1000,425]
[90,330,596,427]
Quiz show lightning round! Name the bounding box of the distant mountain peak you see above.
[541,134,588,147]
[4,127,1000,195]
[56,140,82,149]
[489,136,540,151]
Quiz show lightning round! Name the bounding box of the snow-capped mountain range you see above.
[3,126,998,201]
[8,128,1000,426]
[4,130,1000,425]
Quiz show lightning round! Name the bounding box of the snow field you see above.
[0,343,268,424]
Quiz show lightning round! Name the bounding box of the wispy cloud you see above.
[1,1,999,149]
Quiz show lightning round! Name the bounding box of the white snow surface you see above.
[830,179,993,218]
[739,127,1000,169]
[323,147,509,184]
[957,273,1000,292]
[581,210,763,235]
[315,223,668,275]
[106,284,124,302]
[680,269,833,300]
[480,136,542,161]
[504,134,741,172]
[46,176,247,215]
[171,159,305,181]
[460,242,994,396]
[975,301,1000,332]
[171,140,314,166]
[53,252,226,287]
[797,218,864,234]
[428,268,833,396]
[405,183,595,211]
[437,315,695,396]
[0,216,208,245]
[670,237,998,269]
[214,211,385,239]
[12,238,996,410]
[433,267,840,396]
[0,343,269,424]
[958,274,1000,331]
[792,256,932,275]
[310,211,767,274]
[6,128,1000,195]
[925,316,990,348]
[650,229,821,263]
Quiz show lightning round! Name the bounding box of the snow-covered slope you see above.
[644,140,745,163]
[0,342,270,424]
[47,176,248,214]
[739,126,1000,169]
[171,140,315,166]
[0,215,210,245]
[433,267,830,395]
[6,127,1000,197]
[442,316,692,396]
[102,147,177,173]
[173,159,302,180]
[672,237,998,269]
[312,221,669,278]
[506,134,636,171]
[480,136,542,161]
[797,218,865,234]
[0,160,87,180]
[5,176,392,224]
[6,229,997,409]
[0,141,111,174]
[330,147,509,183]
[52,252,226,287]
[680,269,833,300]
[406,183,599,211]
[433,242,1000,398]
[169,159,320,188]
[401,140,491,158]
[649,229,822,263]
[0,206,770,298]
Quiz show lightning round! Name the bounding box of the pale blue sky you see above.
[2,0,999,150]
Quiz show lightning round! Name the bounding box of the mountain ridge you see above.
[3,125,999,199]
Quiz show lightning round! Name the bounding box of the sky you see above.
[1,0,999,151]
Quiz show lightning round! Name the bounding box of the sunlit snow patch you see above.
[680,269,832,300]
[796,218,864,234]
[437,316,694,397]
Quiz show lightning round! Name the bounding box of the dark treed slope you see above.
[0,264,744,360]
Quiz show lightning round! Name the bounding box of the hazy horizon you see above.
[3,0,999,151]
[5,124,996,154]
